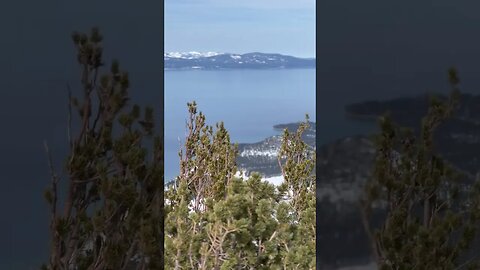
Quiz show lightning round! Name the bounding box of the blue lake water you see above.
[164,67,476,182]
[165,69,316,181]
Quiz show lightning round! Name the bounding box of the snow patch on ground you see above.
[263,175,284,186]
[235,170,284,186]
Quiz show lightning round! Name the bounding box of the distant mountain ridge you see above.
[164,52,315,70]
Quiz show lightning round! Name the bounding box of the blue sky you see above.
[165,0,315,58]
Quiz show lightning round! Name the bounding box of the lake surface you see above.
[165,68,464,181]
[165,69,316,181]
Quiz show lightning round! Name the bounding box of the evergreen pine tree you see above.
[277,116,316,268]
[42,28,163,270]
[165,104,316,269]
[361,68,480,269]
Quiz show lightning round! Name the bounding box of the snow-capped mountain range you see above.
[164,52,315,70]
[165,51,222,59]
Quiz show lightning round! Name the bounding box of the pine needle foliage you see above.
[165,105,316,269]
[361,68,480,270]
[42,28,163,270]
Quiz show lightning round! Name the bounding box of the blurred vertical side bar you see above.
[316,0,320,268]
[160,0,165,267]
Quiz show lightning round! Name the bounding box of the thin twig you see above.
[44,140,62,268]
[67,84,73,150]
[44,141,59,218]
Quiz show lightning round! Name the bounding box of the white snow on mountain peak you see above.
[164,51,221,59]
